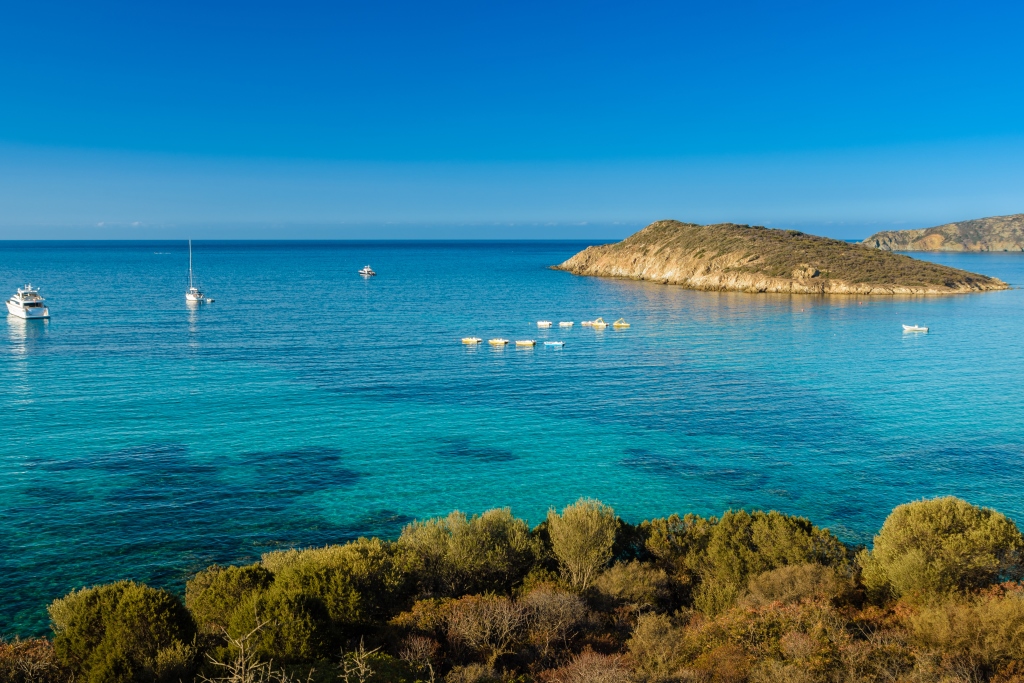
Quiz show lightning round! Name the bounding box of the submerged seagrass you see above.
[863,213,1024,252]
[555,220,1008,294]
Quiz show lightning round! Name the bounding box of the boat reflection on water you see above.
[6,314,48,356]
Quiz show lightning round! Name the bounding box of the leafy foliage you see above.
[35,497,1024,683]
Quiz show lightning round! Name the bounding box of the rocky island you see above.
[555,220,1008,294]
[863,213,1024,252]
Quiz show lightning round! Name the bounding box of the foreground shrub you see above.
[0,637,73,683]
[909,586,1024,680]
[225,587,332,663]
[859,496,1024,602]
[48,581,196,683]
[521,584,587,661]
[185,564,273,634]
[262,537,411,621]
[444,594,529,666]
[547,499,618,591]
[539,649,631,683]
[740,562,854,608]
[693,510,848,615]
[594,560,673,612]
[399,508,536,597]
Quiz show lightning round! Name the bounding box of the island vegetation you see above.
[863,214,1024,252]
[4,496,1024,683]
[555,220,1008,294]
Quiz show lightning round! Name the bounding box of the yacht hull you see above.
[6,301,49,319]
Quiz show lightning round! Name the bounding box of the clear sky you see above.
[1,0,1022,239]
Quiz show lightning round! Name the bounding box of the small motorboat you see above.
[537,321,552,328]
[515,340,536,347]
[903,324,929,333]
[205,298,215,303]
[462,337,483,344]
[591,317,607,330]
[543,341,565,347]
[559,321,573,328]
[613,318,630,329]
[6,284,49,319]
[581,320,593,327]
[359,265,376,277]
[488,338,509,346]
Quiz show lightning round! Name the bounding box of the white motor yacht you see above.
[185,240,205,302]
[359,265,376,277]
[6,284,50,319]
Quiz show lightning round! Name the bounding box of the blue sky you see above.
[1,0,1022,239]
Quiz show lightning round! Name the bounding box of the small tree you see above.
[547,499,618,591]
[859,496,1024,601]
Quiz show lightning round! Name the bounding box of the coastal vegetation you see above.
[555,220,1008,294]
[6,497,1024,682]
[863,214,1024,252]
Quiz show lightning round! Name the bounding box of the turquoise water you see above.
[2,241,1023,635]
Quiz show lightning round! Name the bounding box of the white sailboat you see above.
[185,240,209,302]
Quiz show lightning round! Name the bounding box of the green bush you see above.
[185,563,273,634]
[593,560,673,611]
[859,497,1024,601]
[226,586,332,663]
[262,537,412,622]
[398,508,536,596]
[547,499,618,591]
[48,581,197,683]
[741,563,854,608]
[693,510,848,614]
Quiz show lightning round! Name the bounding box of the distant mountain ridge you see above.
[863,214,1024,252]
[555,220,1007,294]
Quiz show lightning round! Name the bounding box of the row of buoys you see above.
[537,317,630,330]
[460,318,630,348]
[461,337,565,348]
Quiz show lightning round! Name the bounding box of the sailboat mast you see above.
[188,240,193,289]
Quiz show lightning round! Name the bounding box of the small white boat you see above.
[581,320,593,327]
[185,240,205,302]
[903,324,929,333]
[6,284,49,319]
[558,321,574,328]
[359,265,376,277]
[515,340,536,347]
[543,341,565,347]
[462,337,482,344]
[537,321,552,328]
[488,338,509,346]
[613,318,630,329]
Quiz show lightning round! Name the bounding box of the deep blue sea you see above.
[2,241,1023,635]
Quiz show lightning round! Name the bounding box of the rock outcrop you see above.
[863,214,1024,252]
[555,220,1008,295]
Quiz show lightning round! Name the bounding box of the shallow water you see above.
[1,241,1022,635]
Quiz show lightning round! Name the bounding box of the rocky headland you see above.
[555,220,1008,295]
[863,214,1024,252]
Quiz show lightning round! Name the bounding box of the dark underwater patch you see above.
[436,437,518,463]
[620,448,701,475]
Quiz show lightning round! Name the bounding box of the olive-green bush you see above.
[185,563,273,634]
[546,498,618,591]
[398,508,536,596]
[48,581,196,683]
[859,496,1024,601]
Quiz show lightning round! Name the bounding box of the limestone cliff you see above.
[863,214,1024,252]
[555,220,1007,295]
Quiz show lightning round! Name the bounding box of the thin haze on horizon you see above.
[1,1,1022,240]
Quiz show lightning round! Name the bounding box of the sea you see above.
[2,240,1023,635]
